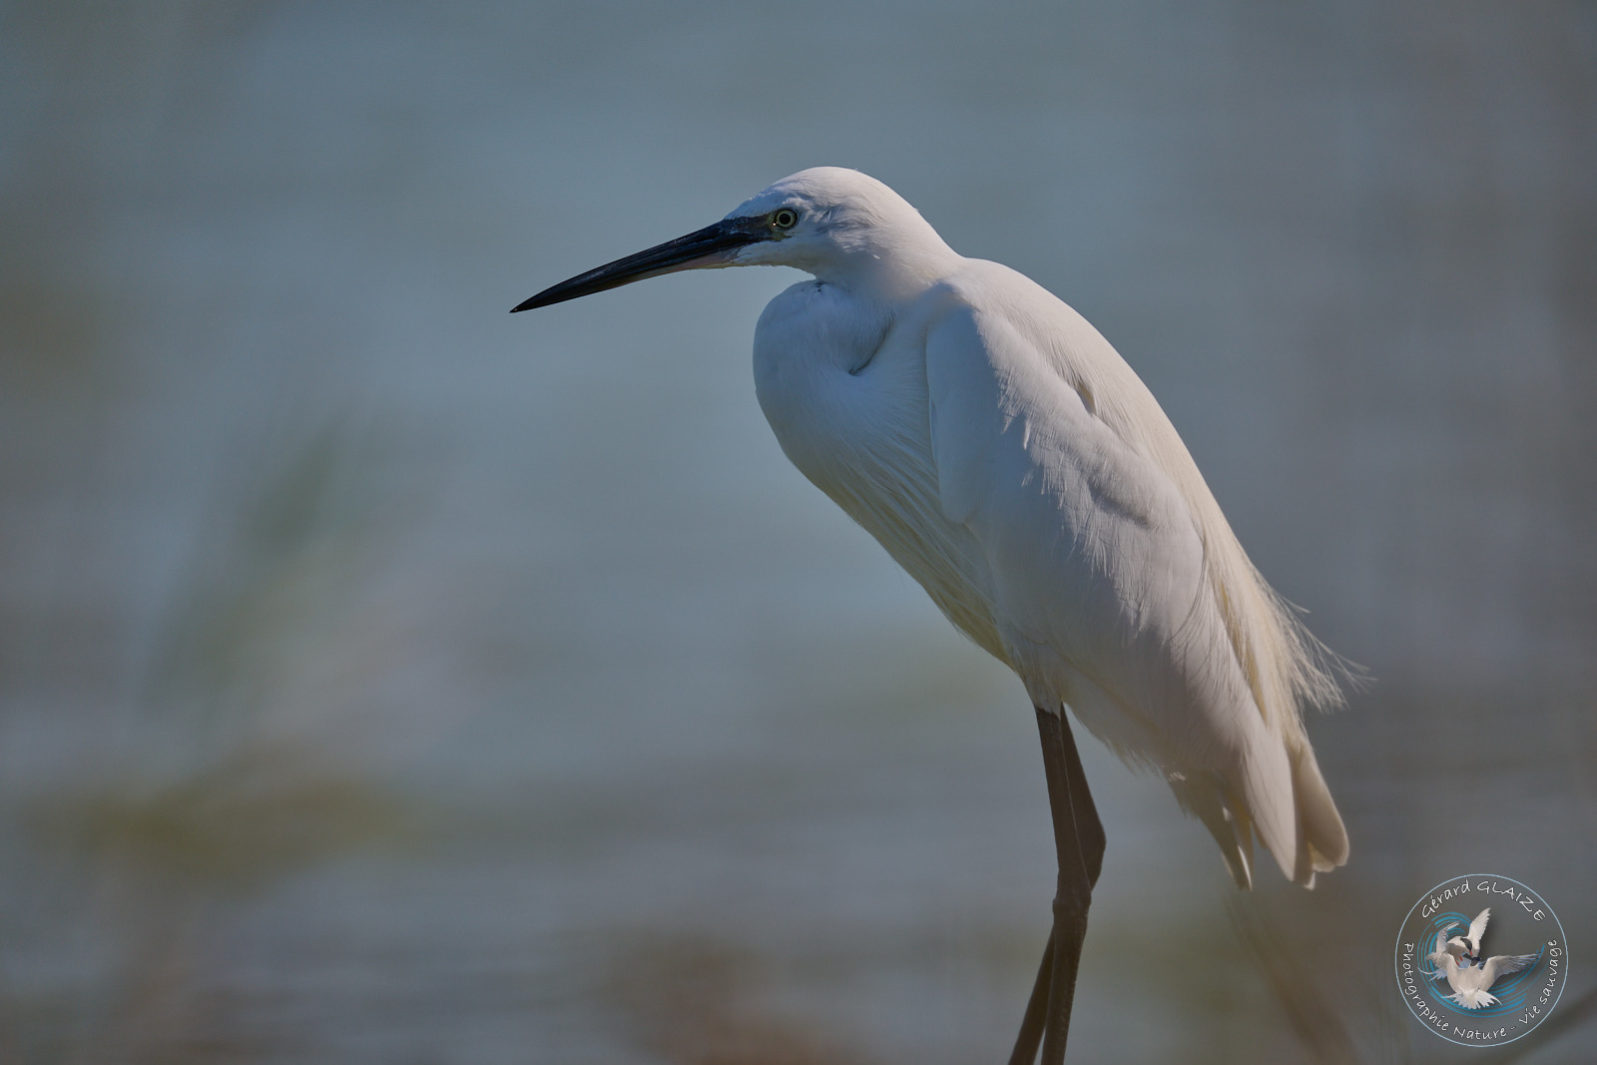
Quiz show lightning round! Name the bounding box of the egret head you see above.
[512,167,956,312]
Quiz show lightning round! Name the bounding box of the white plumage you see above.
[740,168,1347,887]
[1448,907,1492,959]
[516,164,1354,1061]
[1426,920,1537,1010]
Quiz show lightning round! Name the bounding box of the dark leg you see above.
[1006,935,1054,1065]
[1008,706,1105,1064]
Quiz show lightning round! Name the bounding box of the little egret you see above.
[513,167,1348,1063]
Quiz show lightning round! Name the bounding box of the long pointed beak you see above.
[511,217,767,312]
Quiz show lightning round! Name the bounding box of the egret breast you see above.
[752,281,1005,660]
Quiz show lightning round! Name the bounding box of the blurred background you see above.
[2,2,1594,1062]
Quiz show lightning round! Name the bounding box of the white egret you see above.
[513,167,1348,1063]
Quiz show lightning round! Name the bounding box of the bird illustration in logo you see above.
[1424,908,1539,1009]
[1447,907,1492,964]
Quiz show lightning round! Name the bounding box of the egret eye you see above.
[772,208,799,230]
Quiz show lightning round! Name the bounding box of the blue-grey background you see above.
[3,2,1593,1062]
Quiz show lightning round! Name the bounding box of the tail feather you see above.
[1238,715,1303,885]
[1291,743,1349,873]
[1450,989,1499,1010]
[1205,715,1347,889]
[1168,772,1254,889]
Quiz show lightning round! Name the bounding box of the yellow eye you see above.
[772,208,799,230]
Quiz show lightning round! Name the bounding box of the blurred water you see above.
[2,2,1594,1063]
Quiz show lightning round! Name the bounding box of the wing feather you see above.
[1484,953,1538,982]
[1468,908,1492,951]
[922,281,1309,878]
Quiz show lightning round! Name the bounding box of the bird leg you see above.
[1007,706,1105,1065]
[1007,934,1055,1065]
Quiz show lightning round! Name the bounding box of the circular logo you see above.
[1394,874,1568,1047]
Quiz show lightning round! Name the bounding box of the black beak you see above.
[512,217,768,312]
